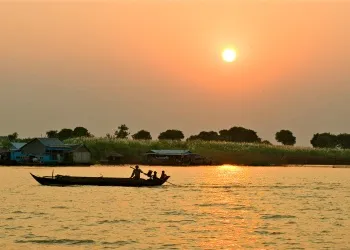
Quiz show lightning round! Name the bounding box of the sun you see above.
[222,48,237,63]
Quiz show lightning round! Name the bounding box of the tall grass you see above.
[65,137,350,165]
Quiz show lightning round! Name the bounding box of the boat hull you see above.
[30,173,169,187]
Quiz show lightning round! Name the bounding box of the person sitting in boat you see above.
[146,170,153,179]
[160,170,168,180]
[152,171,158,180]
[130,165,142,180]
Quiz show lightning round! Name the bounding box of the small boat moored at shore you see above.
[30,173,170,187]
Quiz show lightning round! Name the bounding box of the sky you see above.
[1,0,350,146]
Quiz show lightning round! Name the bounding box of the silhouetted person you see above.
[146,170,153,179]
[153,171,158,180]
[130,165,142,180]
[160,171,167,180]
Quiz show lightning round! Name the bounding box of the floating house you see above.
[144,149,211,165]
[65,144,92,165]
[10,138,92,166]
[18,138,70,165]
[0,142,26,164]
[0,148,10,163]
[9,142,27,163]
[10,142,26,150]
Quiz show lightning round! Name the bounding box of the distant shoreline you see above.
[3,136,350,167]
[62,137,350,167]
[1,164,350,168]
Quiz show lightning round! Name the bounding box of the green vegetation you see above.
[65,137,350,166]
[4,124,350,166]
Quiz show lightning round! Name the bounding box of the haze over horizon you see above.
[1,0,350,146]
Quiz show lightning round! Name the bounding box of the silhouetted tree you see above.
[158,129,184,140]
[187,131,219,141]
[262,140,272,145]
[115,124,130,139]
[46,130,58,138]
[310,133,338,148]
[219,127,261,143]
[73,127,91,137]
[7,132,18,141]
[275,130,296,146]
[58,128,74,141]
[219,129,230,141]
[337,133,350,149]
[105,133,113,139]
[132,130,152,140]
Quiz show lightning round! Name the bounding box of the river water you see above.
[1,165,349,250]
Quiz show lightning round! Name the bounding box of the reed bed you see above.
[65,137,350,166]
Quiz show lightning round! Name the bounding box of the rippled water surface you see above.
[1,166,350,249]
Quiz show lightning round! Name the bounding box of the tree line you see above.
[3,125,350,149]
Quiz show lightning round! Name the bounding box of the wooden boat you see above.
[30,173,170,187]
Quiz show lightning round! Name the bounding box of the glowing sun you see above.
[222,48,237,62]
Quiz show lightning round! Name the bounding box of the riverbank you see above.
[64,138,350,166]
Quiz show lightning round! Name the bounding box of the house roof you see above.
[145,150,192,156]
[10,142,27,150]
[36,138,65,147]
[66,144,91,152]
[21,138,66,150]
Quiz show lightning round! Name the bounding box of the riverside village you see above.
[0,137,211,166]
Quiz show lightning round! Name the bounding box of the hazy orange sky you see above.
[1,0,350,146]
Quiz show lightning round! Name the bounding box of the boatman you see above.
[130,165,142,180]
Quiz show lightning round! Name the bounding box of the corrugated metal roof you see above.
[37,138,65,147]
[65,144,91,152]
[145,150,192,155]
[10,142,27,150]
[65,144,82,150]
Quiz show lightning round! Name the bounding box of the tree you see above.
[158,129,185,140]
[58,128,74,141]
[187,131,219,141]
[275,130,296,146]
[106,133,113,139]
[46,130,58,138]
[219,129,230,141]
[7,132,18,141]
[115,124,130,139]
[132,130,152,140]
[337,133,350,149]
[219,127,261,143]
[73,127,91,137]
[262,140,272,145]
[310,133,338,148]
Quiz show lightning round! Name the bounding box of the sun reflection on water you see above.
[219,164,241,172]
